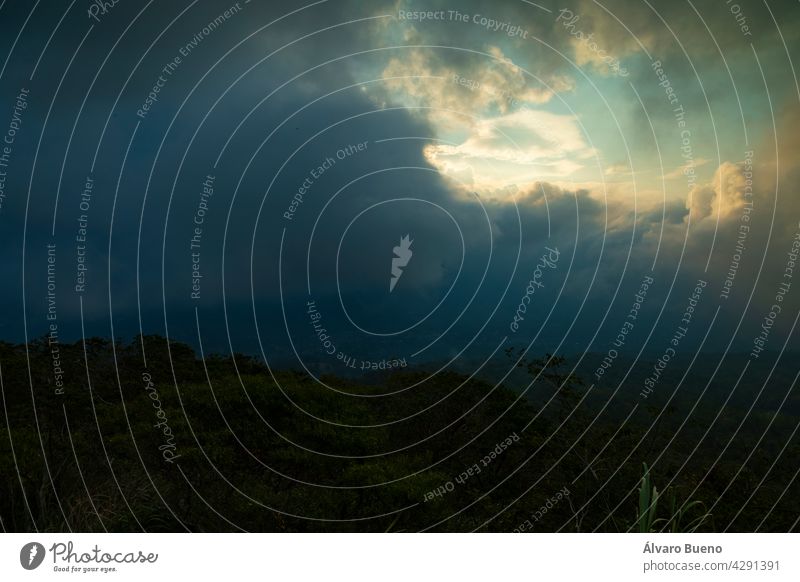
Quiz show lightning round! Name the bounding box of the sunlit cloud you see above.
[423,107,595,193]
[374,46,574,129]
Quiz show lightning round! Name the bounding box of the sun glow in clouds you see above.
[364,42,599,197]
[423,107,595,194]
[368,44,598,198]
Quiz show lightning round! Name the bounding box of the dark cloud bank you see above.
[0,0,797,375]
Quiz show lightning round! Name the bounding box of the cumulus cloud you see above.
[422,110,595,194]
[372,45,574,130]
[686,161,752,223]
[1,0,797,357]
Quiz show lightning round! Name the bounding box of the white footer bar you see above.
[1,533,796,581]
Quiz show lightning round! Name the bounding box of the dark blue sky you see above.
[0,0,798,372]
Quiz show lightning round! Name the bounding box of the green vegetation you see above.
[0,336,796,532]
[637,463,712,533]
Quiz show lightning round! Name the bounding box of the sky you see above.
[0,0,798,371]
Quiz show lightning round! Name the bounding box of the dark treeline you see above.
[0,336,797,532]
